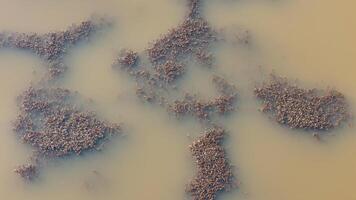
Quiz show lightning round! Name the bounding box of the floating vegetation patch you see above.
[117,49,139,68]
[113,1,238,198]
[147,18,216,66]
[112,0,238,120]
[187,0,201,19]
[13,87,121,180]
[169,76,237,122]
[0,17,110,79]
[254,75,350,131]
[147,0,216,65]
[14,164,38,181]
[114,54,238,122]
[114,9,219,100]
[187,127,236,200]
[154,60,185,83]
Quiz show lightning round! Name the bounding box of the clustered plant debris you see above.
[187,127,236,200]
[147,18,216,65]
[0,17,118,181]
[117,49,139,68]
[113,1,238,199]
[0,17,109,79]
[169,93,236,120]
[169,76,237,121]
[114,0,218,97]
[14,164,38,182]
[13,87,121,180]
[187,0,201,19]
[147,0,216,65]
[254,75,350,131]
[154,60,185,83]
[112,0,237,106]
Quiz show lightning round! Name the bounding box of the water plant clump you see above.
[154,60,185,83]
[112,1,238,198]
[147,17,216,66]
[187,0,201,19]
[114,50,238,118]
[147,0,216,69]
[0,17,110,79]
[117,49,139,68]
[169,94,214,120]
[254,75,350,131]
[169,76,238,121]
[187,127,236,200]
[14,164,38,181]
[168,92,236,121]
[13,87,121,180]
[113,0,220,101]
[195,49,213,66]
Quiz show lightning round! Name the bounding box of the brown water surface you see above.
[0,0,356,200]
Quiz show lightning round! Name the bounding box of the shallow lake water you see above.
[0,0,356,200]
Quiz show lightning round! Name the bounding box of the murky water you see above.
[1,0,356,199]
